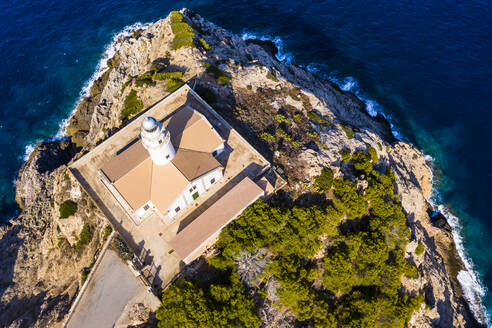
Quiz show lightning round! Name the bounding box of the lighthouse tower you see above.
[140,116,175,166]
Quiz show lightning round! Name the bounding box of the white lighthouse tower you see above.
[140,116,175,166]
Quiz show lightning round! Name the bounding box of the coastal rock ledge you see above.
[0,9,485,328]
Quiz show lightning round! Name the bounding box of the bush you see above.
[169,11,195,50]
[340,148,351,162]
[204,62,232,85]
[415,241,424,255]
[307,111,328,124]
[260,132,275,142]
[342,125,355,139]
[59,200,77,219]
[103,225,113,241]
[293,113,303,123]
[81,270,89,285]
[75,224,92,251]
[199,38,211,51]
[366,143,379,163]
[275,113,291,125]
[156,274,261,328]
[113,234,133,261]
[166,79,184,93]
[266,71,279,82]
[153,71,183,81]
[315,167,334,192]
[121,90,143,120]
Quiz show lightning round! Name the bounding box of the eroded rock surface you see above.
[0,9,483,327]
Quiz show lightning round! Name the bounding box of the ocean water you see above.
[1,0,491,323]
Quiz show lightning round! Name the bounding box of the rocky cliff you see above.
[0,9,484,327]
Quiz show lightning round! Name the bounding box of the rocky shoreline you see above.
[0,9,485,327]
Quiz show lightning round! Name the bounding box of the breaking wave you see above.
[54,21,152,139]
[240,31,489,325]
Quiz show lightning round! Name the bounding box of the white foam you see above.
[22,141,39,161]
[55,21,151,139]
[425,158,489,325]
[241,32,294,65]
[239,31,489,325]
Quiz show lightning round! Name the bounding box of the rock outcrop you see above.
[0,9,483,327]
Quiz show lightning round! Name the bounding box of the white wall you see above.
[165,167,224,220]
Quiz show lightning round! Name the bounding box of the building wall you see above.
[166,167,224,219]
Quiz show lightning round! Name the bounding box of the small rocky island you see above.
[0,9,484,328]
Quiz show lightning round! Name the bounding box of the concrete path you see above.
[67,249,144,328]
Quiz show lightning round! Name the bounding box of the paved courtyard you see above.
[67,249,146,328]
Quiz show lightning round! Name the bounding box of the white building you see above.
[100,105,225,223]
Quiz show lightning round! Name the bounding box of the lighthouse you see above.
[140,116,175,165]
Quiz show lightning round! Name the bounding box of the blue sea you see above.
[1,0,491,323]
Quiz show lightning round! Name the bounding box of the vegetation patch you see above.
[275,113,292,125]
[169,11,195,50]
[315,167,334,192]
[260,132,275,142]
[266,70,279,82]
[199,38,211,51]
[307,111,329,124]
[340,148,351,162]
[204,62,232,85]
[75,224,92,251]
[342,124,355,139]
[153,71,183,81]
[121,89,143,120]
[59,200,77,219]
[156,146,422,327]
[415,241,425,255]
[113,234,133,261]
[166,79,184,93]
[103,225,113,241]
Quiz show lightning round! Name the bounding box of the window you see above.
[143,204,150,211]
[159,139,163,144]
[189,187,193,193]
[212,150,217,156]
[210,178,216,184]
[175,206,181,213]
[192,191,199,200]
[166,154,170,159]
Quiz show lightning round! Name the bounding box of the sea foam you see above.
[54,21,151,139]
[241,31,489,325]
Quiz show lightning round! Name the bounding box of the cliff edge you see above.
[0,9,484,327]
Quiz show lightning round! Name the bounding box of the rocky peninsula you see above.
[0,9,485,327]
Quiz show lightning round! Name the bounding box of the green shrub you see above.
[75,224,92,251]
[266,71,279,82]
[81,270,89,285]
[275,113,291,125]
[121,89,143,120]
[153,71,183,81]
[415,242,424,255]
[199,38,211,51]
[169,11,195,50]
[307,111,328,124]
[166,79,184,93]
[103,225,113,241]
[293,113,303,123]
[59,200,77,219]
[315,167,334,192]
[137,72,152,80]
[156,274,261,327]
[120,80,131,93]
[276,128,292,141]
[340,148,351,162]
[306,131,319,139]
[291,140,302,148]
[342,125,355,139]
[113,234,133,261]
[260,132,275,142]
[366,144,379,163]
[204,62,232,85]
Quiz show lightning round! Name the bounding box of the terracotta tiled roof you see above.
[100,106,224,212]
[170,176,264,261]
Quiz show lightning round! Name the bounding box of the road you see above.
[67,249,143,328]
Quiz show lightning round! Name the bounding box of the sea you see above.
[0,0,491,324]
